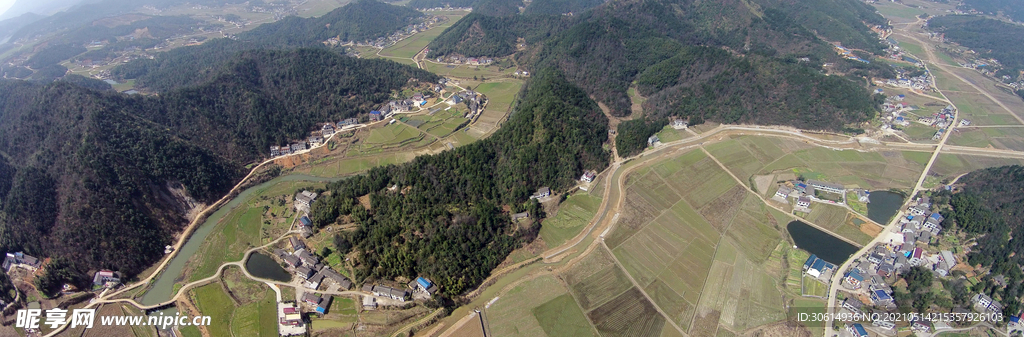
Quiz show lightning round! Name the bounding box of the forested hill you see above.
[110,0,423,92]
[960,0,1024,22]
[927,15,1024,73]
[427,0,889,122]
[144,49,439,163]
[940,165,1024,317]
[0,80,240,295]
[311,68,609,297]
[0,48,436,295]
[241,0,423,46]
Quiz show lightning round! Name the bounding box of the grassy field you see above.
[191,284,235,337]
[485,275,587,336]
[540,192,602,248]
[949,127,1024,151]
[873,2,926,20]
[656,126,688,143]
[423,62,517,79]
[801,277,827,297]
[902,124,939,141]
[803,204,849,231]
[928,153,1024,179]
[532,295,595,337]
[379,14,463,59]
[898,41,926,57]
[403,109,470,138]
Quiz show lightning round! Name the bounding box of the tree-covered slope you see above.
[0,47,436,295]
[144,48,439,162]
[427,0,888,121]
[0,80,241,294]
[312,68,609,297]
[110,0,423,92]
[928,15,1024,73]
[940,165,1024,317]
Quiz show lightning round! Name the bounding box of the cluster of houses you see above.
[2,252,40,272]
[879,94,913,128]
[433,55,494,66]
[833,43,870,63]
[302,293,332,314]
[269,119,364,158]
[772,179,847,213]
[336,16,448,49]
[275,236,353,292]
[879,72,934,92]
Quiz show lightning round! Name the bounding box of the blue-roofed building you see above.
[300,216,313,228]
[848,323,869,337]
[369,110,383,121]
[872,289,894,305]
[410,276,439,296]
[803,254,818,271]
[898,94,906,99]
[316,296,331,314]
[844,270,864,289]
[1010,315,1020,326]
[809,258,827,278]
[416,277,431,289]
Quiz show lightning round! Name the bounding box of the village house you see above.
[581,170,596,183]
[774,186,794,200]
[807,180,845,194]
[295,249,319,266]
[308,136,323,147]
[3,252,40,272]
[796,196,811,208]
[871,289,894,306]
[369,110,383,122]
[295,190,318,214]
[511,211,530,222]
[873,319,896,330]
[270,146,281,157]
[321,268,353,290]
[278,303,305,336]
[409,277,439,297]
[842,297,864,315]
[338,118,358,127]
[295,266,315,280]
[290,142,307,153]
[363,284,410,302]
[290,237,306,251]
[305,271,324,289]
[911,319,931,333]
[92,270,120,287]
[531,187,551,199]
[803,255,834,279]
[671,119,687,129]
[648,135,660,147]
[321,124,335,136]
[843,270,864,289]
[908,247,925,266]
[283,255,301,268]
[362,295,378,310]
[846,323,869,337]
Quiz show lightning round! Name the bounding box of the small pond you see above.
[866,190,905,225]
[245,252,292,282]
[787,220,858,265]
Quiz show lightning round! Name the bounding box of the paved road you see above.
[822,20,961,337]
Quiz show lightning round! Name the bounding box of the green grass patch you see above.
[532,294,596,337]
[540,192,602,248]
[191,284,235,337]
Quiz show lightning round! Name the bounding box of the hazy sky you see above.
[0,0,15,17]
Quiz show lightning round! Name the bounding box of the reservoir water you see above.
[140,174,339,306]
[866,190,905,225]
[245,252,292,282]
[787,220,858,265]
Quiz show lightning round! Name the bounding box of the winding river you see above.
[140,174,340,306]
